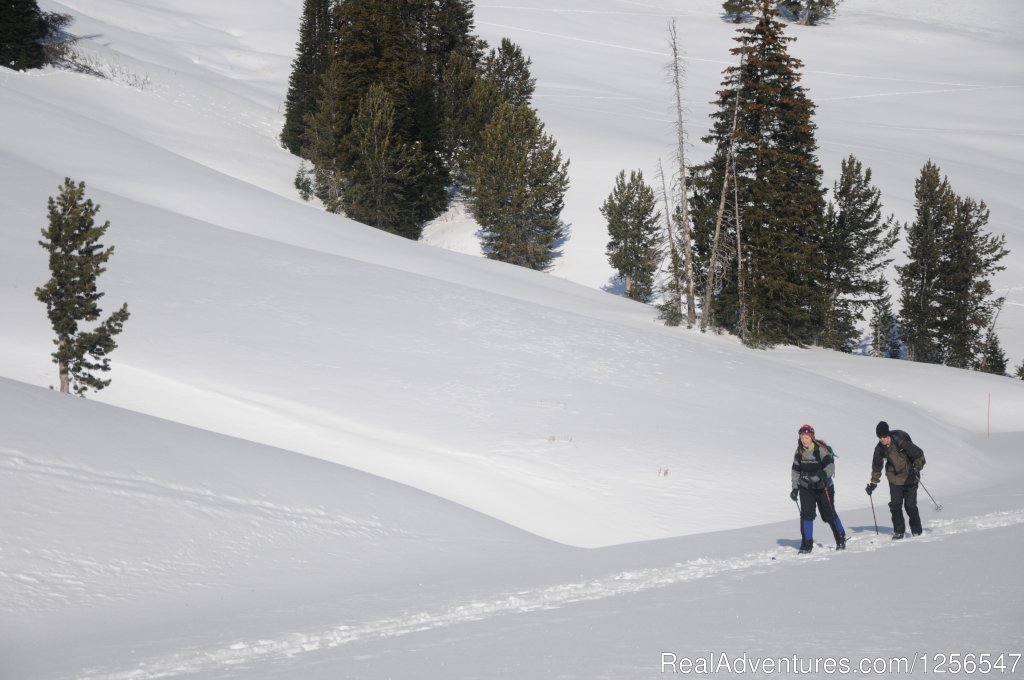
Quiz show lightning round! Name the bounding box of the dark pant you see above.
[889,482,922,534]
[799,486,845,543]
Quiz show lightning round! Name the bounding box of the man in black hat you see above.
[866,421,927,539]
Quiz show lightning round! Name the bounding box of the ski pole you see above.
[920,480,943,511]
[868,492,879,535]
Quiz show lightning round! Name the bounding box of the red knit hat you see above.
[798,424,815,436]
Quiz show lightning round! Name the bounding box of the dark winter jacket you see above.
[792,440,836,490]
[871,429,925,486]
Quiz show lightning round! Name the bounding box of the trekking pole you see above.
[920,481,943,511]
[868,492,879,535]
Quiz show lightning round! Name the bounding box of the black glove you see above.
[865,482,877,496]
[790,488,799,501]
[906,468,920,485]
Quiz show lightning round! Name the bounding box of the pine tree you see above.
[602,170,661,303]
[342,83,425,238]
[1,0,45,70]
[690,0,826,347]
[481,38,535,108]
[977,329,1008,375]
[467,102,569,271]
[35,179,130,396]
[897,161,951,364]
[301,0,482,226]
[721,0,758,23]
[898,161,1008,367]
[817,155,899,352]
[869,276,902,359]
[281,0,334,155]
[778,0,842,25]
[1014,360,1024,381]
[937,195,1007,369]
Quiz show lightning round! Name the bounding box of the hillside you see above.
[1,0,1023,678]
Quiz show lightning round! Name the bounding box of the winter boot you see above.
[799,540,813,554]
[911,529,922,537]
[892,532,905,540]
[835,535,846,550]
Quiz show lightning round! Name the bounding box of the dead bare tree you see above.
[667,19,696,327]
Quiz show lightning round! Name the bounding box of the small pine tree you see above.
[467,102,569,271]
[721,0,758,22]
[481,38,536,108]
[1014,360,1024,381]
[778,0,842,25]
[977,329,1008,375]
[869,276,902,359]
[1,0,45,70]
[602,170,661,303]
[35,179,130,395]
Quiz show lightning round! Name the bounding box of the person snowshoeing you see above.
[790,424,846,553]
[866,421,926,539]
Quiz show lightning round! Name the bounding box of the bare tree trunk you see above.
[733,150,747,339]
[657,159,683,324]
[59,359,70,394]
[668,20,696,327]
[701,166,731,332]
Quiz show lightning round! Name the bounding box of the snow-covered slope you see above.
[2,1,1024,678]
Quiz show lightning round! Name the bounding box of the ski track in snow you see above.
[73,508,1024,680]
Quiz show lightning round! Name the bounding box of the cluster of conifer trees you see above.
[601,1,1013,376]
[282,0,568,271]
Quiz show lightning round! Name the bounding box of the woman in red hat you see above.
[790,424,846,553]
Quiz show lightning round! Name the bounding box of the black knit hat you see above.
[876,421,890,438]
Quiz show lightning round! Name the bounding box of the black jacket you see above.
[871,429,925,485]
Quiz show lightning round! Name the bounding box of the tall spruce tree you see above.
[467,102,569,271]
[1,0,45,70]
[281,0,334,155]
[898,161,1009,367]
[602,170,661,303]
[817,155,899,352]
[690,0,826,347]
[35,179,130,396]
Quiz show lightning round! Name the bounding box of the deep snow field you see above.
[2,1,1023,678]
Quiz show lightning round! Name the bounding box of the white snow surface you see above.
[1,1,1023,678]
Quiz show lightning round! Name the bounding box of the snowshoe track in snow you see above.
[76,508,1024,680]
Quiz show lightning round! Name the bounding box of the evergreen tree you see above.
[438,53,483,182]
[1014,360,1024,381]
[342,83,425,238]
[690,0,826,347]
[602,170,661,303]
[1,0,44,70]
[898,161,952,364]
[937,195,1007,369]
[481,38,535,108]
[722,0,758,23]
[898,161,1009,367]
[817,155,899,352]
[977,329,1008,375]
[778,0,842,25]
[302,0,481,227]
[467,102,569,271]
[35,179,130,396]
[281,0,334,155]
[869,276,902,359]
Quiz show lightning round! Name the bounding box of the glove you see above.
[790,488,799,501]
[815,469,829,483]
[906,468,920,485]
[865,483,877,496]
